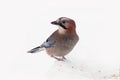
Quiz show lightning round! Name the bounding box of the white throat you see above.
[58,26,66,34]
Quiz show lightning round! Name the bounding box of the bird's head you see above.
[51,17,76,34]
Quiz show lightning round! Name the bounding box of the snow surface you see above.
[0,0,120,80]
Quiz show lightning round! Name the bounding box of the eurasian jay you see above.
[28,17,79,61]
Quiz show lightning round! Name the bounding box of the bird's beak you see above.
[51,21,59,25]
[51,20,67,29]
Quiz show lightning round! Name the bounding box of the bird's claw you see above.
[52,56,66,61]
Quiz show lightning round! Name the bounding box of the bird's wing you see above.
[27,40,56,53]
[27,31,57,53]
[41,40,56,48]
[42,31,57,48]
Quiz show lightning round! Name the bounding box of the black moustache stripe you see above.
[59,24,67,29]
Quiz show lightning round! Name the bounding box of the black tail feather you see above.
[27,46,44,53]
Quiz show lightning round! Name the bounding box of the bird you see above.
[27,17,79,61]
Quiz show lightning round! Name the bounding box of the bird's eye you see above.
[62,20,66,24]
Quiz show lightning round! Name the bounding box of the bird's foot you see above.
[52,56,66,61]
[62,56,66,60]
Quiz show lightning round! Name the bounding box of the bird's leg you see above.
[62,56,66,60]
[51,55,64,61]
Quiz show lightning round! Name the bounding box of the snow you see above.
[0,0,120,80]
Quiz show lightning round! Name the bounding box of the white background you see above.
[0,0,120,80]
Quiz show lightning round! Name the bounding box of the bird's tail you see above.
[27,46,45,53]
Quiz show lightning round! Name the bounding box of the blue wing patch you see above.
[42,40,56,48]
